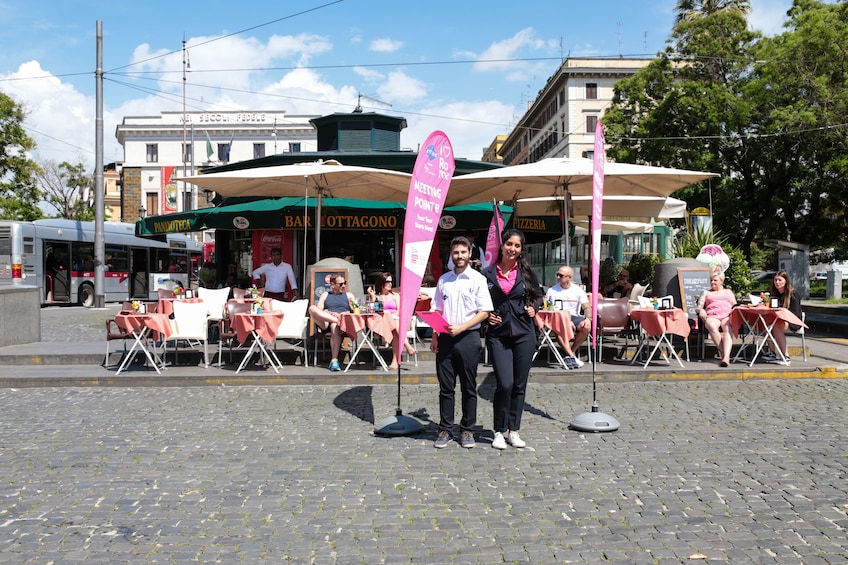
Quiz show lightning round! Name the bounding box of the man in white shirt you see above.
[431,236,493,449]
[252,247,299,302]
[545,265,591,369]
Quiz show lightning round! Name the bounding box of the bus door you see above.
[44,240,72,302]
[129,247,149,299]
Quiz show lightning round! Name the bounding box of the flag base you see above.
[374,413,424,436]
[569,406,620,433]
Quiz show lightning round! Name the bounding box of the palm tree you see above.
[674,0,751,24]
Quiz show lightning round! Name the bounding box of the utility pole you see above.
[182,38,189,213]
[94,20,105,308]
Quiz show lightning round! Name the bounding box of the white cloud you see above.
[376,71,427,105]
[473,28,556,72]
[369,38,403,53]
[353,66,384,82]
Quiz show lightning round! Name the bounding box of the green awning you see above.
[136,197,512,236]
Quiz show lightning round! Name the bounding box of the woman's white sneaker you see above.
[492,432,507,450]
[507,431,526,448]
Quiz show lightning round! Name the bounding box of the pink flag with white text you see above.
[481,199,504,268]
[590,121,605,350]
[398,132,455,361]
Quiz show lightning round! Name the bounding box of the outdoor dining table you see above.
[533,310,575,368]
[337,312,394,372]
[113,310,172,374]
[729,305,807,366]
[229,310,285,373]
[629,307,690,368]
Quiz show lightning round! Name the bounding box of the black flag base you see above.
[375,410,424,436]
[569,403,620,433]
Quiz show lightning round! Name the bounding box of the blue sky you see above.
[0,0,794,167]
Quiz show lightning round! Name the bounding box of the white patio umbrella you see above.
[515,195,687,222]
[572,220,655,235]
[177,160,412,260]
[447,157,717,207]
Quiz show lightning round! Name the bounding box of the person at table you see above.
[308,273,354,372]
[765,269,803,362]
[366,271,417,369]
[696,271,737,367]
[482,228,542,450]
[252,247,300,302]
[198,261,216,289]
[545,266,591,369]
[604,269,633,299]
[432,236,494,449]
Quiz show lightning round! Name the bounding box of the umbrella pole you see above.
[315,192,322,261]
[375,364,423,436]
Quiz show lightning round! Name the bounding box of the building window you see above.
[218,144,231,162]
[586,83,598,100]
[253,143,265,159]
[582,150,595,160]
[586,115,598,133]
[289,142,301,153]
[182,143,191,163]
[146,144,158,163]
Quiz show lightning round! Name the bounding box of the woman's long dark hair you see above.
[497,228,540,303]
[770,270,795,309]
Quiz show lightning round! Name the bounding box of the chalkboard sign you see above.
[677,267,711,319]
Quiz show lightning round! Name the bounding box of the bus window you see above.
[72,242,94,273]
[105,245,128,273]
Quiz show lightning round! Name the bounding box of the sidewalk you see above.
[1,302,847,387]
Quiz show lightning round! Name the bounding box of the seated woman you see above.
[697,271,737,367]
[604,269,633,298]
[766,270,802,362]
[366,271,416,369]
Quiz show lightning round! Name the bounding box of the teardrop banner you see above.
[376,130,455,436]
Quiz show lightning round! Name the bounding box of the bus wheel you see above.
[78,283,95,307]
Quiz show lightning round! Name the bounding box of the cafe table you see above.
[533,310,575,369]
[157,296,204,317]
[337,312,394,372]
[729,305,806,366]
[114,310,172,374]
[229,310,285,373]
[629,307,690,368]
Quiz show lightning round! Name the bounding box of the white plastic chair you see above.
[198,287,231,322]
[272,299,310,366]
[163,300,210,368]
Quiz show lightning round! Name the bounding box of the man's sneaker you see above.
[434,431,452,449]
[776,358,791,366]
[492,431,507,450]
[329,359,341,371]
[761,351,777,362]
[572,356,585,368]
[565,356,579,369]
[460,431,476,448]
[507,431,526,448]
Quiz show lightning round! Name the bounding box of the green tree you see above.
[674,0,751,24]
[0,92,42,220]
[37,159,95,221]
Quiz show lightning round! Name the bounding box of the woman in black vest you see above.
[482,228,543,450]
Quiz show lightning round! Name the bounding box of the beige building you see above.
[481,135,507,164]
[115,110,318,221]
[499,57,653,165]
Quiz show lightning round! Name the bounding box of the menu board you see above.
[677,267,712,319]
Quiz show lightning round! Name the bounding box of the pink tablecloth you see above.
[338,313,396,344]
[115,311,172,339]
[630,308,690,338]
[230,311,284,344]
[534,310,575,343]
[729,306,806,337]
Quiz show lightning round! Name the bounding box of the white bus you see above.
[0,219,203,307]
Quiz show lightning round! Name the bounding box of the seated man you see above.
[545,266,591,369]
[604,269,633,299]
[308,272,354,371]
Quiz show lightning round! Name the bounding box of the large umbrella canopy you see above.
[177,159,412,259]
[446,157,717,206]
[514,195,687,221]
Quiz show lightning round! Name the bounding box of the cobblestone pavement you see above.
[40,305,121,343]
[1,379,846,563]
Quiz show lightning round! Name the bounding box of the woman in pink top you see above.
[367,271,416,369]
[697,271,737,367]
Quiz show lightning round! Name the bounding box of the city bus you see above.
[0,219,203,307]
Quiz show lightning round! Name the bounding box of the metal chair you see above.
[595,297,632,362]
[788,311,808,361]
[218,300,252,367]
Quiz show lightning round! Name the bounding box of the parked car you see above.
[812,271,828,281]
[751,271,776,292]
